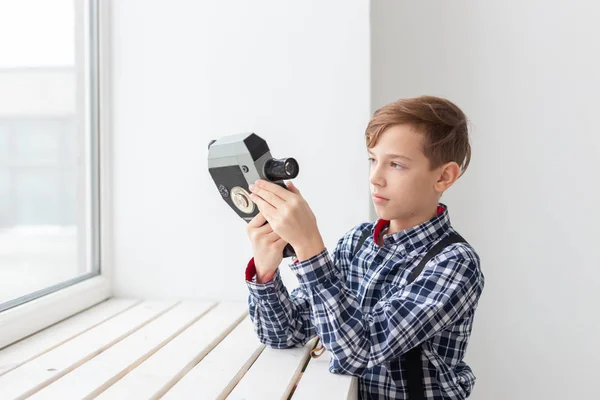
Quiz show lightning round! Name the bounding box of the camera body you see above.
[207,133,299,258]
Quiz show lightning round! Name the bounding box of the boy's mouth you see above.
[372,193,389,200]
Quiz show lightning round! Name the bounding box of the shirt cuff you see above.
[245,257,283,303]
[288,248,336,289]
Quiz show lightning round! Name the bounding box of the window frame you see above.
[0,0,112,349]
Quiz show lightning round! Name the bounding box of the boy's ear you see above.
[434,161,461,193]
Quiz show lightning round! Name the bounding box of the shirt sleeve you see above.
[245,257,317,348]
[288,241,484,377]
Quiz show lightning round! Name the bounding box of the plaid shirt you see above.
[245,204,484,399]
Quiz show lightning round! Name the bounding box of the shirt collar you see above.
[372,204,451,254]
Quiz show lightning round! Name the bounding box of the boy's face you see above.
[368,124,447,226]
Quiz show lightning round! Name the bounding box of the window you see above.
[0,0,101,313]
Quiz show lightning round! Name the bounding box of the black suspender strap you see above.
[408,232,466,284]
[404,232,466,400]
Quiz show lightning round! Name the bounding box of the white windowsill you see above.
[0,275,110,349]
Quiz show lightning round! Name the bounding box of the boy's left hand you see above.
[248,179,324,257]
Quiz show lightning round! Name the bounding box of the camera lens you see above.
[284,159,298,176]
[264,157,299,180]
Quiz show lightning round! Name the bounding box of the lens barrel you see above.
[264,158,299,181]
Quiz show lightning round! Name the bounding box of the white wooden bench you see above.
[0,298,358,399]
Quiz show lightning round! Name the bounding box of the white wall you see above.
[111,1,371,300]
[371,1,600,399]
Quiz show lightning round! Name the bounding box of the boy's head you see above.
[365,95,470,225]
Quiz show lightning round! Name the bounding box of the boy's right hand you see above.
[247,212,288,283]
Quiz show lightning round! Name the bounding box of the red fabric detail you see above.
[245,257,256,282]
[373,219,390,246]
[245,257,276,283]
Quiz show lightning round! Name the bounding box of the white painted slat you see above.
[28,301,216,400]
[0,300,177,400]
[96,301,248,400]
[292,348,359,400]
[226,336,319,400]
[0,298,139,377]
[163,316,265,400]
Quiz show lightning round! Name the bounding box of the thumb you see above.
[286,180,301,195]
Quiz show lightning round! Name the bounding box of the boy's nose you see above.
[370,171,385,187]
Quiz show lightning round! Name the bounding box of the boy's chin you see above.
[373,208,393,220]
[374,205,411,221]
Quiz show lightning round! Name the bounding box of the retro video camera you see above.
[207,133,299,258]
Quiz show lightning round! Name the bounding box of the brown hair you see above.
[365,95,471,175]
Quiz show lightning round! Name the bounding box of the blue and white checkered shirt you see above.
[245,204,485,399]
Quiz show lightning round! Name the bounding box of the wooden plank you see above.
[96,301,248,400]
[226,335,319,400]
[291,346,359,400]
[163,316,265,400]
[0,300,177,400]
[0,298,139,377]
[28,301,216,400]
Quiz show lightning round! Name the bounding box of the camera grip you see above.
[283,243,296,258]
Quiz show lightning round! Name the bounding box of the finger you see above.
[255,220,274,235]
[264,231,281,243]
[250,193,277,220]
[254,180,295,202]
[285,181,301,195]
[248,212,267,228]
[249,184,285,209]
[249,221,272,236]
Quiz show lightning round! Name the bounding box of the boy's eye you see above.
[368,158,404,170]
